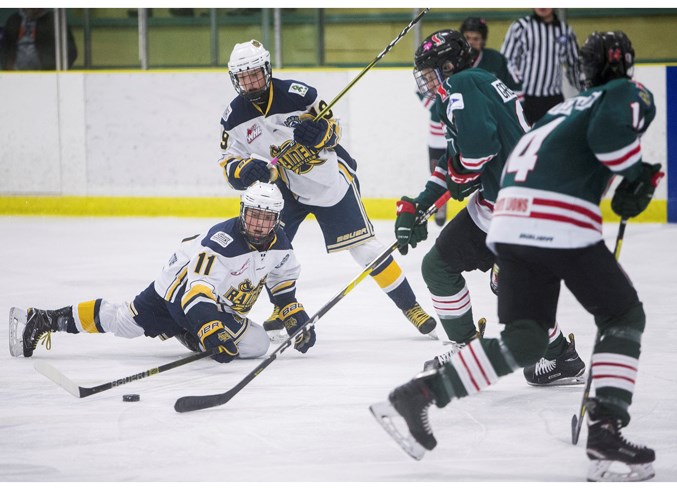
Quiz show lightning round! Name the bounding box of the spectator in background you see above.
[501,8,580,125]
[460,17,520,92]
[416,17,521,227]
[0,8,77,70]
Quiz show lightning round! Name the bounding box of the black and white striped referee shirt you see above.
[500,13,581,97]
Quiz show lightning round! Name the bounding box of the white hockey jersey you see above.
[219,78,356,207]
[153,218,300,331]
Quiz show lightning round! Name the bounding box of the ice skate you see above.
[523,333,585,386]
[263,305,288,344]
[9,307,69,357]
[585,398,655,482]
[369,370,438,460]
[423,318,486,370]
[403,302,437,339]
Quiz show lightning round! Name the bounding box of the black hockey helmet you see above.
[414,29,475,97]
[460,17,488,40]
[580,31,635,89]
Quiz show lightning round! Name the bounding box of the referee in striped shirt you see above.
[501,8,581,125]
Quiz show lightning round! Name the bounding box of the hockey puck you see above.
[123,394,140,402]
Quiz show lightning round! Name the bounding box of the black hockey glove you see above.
[280,302,316,353]
[446,155,482,201]
[395,196,428,255]
[293,114,340,151]
[611,163,664,219]
[197,320,239,363]
[235,157,270,188]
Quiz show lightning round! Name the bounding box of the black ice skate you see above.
[263,305,287,344]
[585,398,655,482]
[403,302,438,339]
[369,370,438,460]
[422,318,486,370]
[9,306,71,357]
[523,333,585,386]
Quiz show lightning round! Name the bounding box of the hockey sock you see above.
[422,249,476,342]
[428,338,516,407]
[592,302,645,426]
[73,299,105,334]
[543,322,566,360]
[369,256,417,309]
[500,319,550,366]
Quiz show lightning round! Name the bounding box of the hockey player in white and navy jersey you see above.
[9,183,316,362]
[370,32,660,482]
[217,39,437,342]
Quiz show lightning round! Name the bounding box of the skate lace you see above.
[435,342,466,365]
[33,331,52,351]
[405,304,431,327]
[421,405,433,434]
[534,357,556,376]
[612,421,647,450]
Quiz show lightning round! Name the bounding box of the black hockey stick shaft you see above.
[269,8,429,167]
[571,219,627,444]
[174,192,451,413]
[35,349,216,398]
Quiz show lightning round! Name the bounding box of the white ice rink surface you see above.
[1,216,676,482]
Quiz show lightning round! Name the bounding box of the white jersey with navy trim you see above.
[153,218,300,324]
[219,78,353,207]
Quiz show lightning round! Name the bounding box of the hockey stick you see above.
[570,218,627,444]
[34,349,217,398]
[268,8,430,168]
[174,191,451,413]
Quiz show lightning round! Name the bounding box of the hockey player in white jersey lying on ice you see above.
[370,31,660,482]
[218,39,437,343]
[9,182,316,361]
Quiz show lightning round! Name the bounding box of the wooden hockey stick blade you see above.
[173,193,451,413]
[34,349,215,399]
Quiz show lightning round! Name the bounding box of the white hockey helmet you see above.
[240,182,284,246]
[228,39,272,104]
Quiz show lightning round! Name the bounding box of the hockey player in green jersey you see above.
[396,29,583,384]
[372,31,661,482]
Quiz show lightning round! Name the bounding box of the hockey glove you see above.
[293,114,340,151]
[197,320,239,363]
[280,302,316,353]
[395,196,428,255]
[234,157,270,188]
[611,163,664,219]
[446,155,482,201]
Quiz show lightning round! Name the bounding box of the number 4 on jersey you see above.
[504,117,565,182]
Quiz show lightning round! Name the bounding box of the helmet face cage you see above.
[228,40,272,104]
[414,30,474,96]
[239,182,284,246]
[580,31,634,89]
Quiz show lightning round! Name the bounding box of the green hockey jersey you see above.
[475,48,521,92]
[487,78,656,250]
[421,67,529,232]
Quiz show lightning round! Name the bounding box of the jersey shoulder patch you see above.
[288,82,309,97]
[210,231,233,248]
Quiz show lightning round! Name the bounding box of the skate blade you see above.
[427,329,439,341]
[369,401,426,461]
[527,371,586,387]
[8,307,27,357]
[587,460,655,482]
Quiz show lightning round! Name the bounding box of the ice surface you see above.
[1,217,676,482]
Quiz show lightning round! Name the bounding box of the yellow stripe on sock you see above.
[371,260,402,289]
[77,300,99,334]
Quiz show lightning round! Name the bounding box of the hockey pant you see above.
[66,283,269,359]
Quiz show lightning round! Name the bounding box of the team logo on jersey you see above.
[223,278,266,313]
[246,123,262,144]
[210,231,233,248]
[437,85,449,101]
[270,140,326,174]
[284,115,301,128]
[289,83,309,96]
